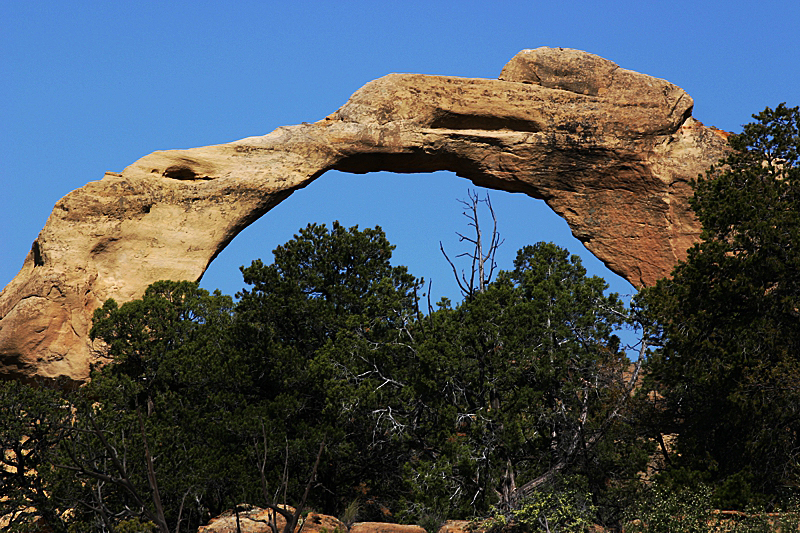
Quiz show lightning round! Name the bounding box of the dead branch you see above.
[440,190,504,299]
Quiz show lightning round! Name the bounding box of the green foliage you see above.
[625,485,719,533]
[236,221,419,351]
[626,485,800,533]
[111,517,157,533]
[478,483,596,533]
[44,222,424,530]
[235,221,423,516]
[0,380,75,533]
[730,505,800,533]
[339,499,361,527]
[66,517,157,533]
[81,280,263,530]
[401,242,639,523]
[1,222,645,530]
[636,103,800,505]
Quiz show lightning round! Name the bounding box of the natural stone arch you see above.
[0,48,730,383]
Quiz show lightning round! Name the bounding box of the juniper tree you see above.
[637,103,800,507]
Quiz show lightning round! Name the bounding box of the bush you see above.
[625,485,717,533]
[625,485,800,533]
[476,485,596,533]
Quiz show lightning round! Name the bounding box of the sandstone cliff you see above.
[0,48,730,383]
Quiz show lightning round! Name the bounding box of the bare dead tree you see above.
[440,190,504,299]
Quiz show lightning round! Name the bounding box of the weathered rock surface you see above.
[196,505,275,533]
[437,520,473,533]
[0,47,730,383]
[197,505,348,533]
[195,507,408,533]
[302,513,349,533]
[197,505,309,533]
[350,523,426,533]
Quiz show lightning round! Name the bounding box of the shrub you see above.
[476,485,596,533]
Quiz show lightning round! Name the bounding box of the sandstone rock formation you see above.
[198,506,347,533]
[436,520,473,533]
[0,47,730,383]
[302,512,349,533]
[350,523,426,533]
[196,507,439,533]
[197,505,280,533]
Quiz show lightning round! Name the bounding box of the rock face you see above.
[0,47,730,383]
[350,524,426,533]
[197,506,347,533]
[436,520,473,533]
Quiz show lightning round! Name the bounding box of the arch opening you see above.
[199,169,636,304]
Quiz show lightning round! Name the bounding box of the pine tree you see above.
[638,103,800,506]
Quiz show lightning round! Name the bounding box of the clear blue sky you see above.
[2,1,798,324]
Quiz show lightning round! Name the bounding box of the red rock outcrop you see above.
[350,523,426,533]
[302,513,349,533]
[196,505,277,533]
[197,505,304,533]
[0,47,730,383]
[197,505,349,533]
[437,520,473,533]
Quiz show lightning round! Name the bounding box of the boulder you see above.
[197,505,342,533]
[302,513,348,533]
[350,523,426,533]
[197,505,282,533]
[437,520,473,533]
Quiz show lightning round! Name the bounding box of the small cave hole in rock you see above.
[31,240,44,267]
[163,165,198,180]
